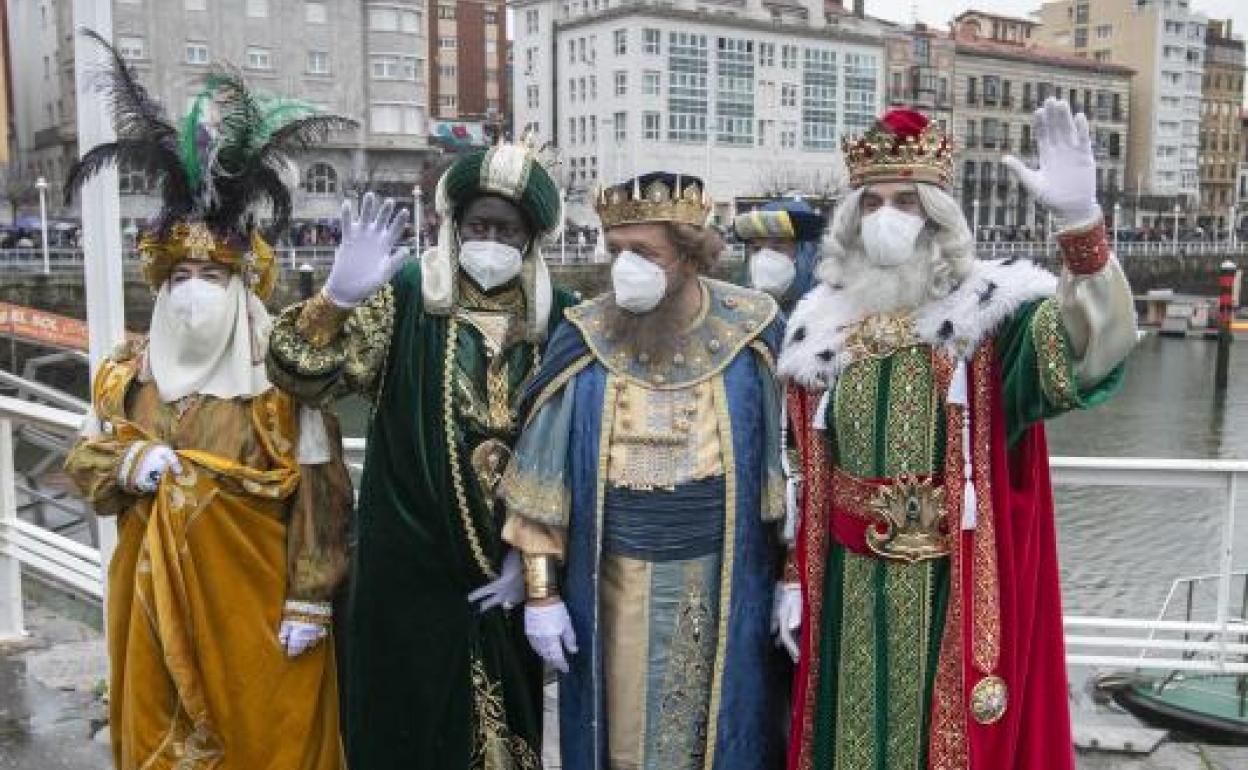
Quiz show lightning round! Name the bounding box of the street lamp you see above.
[972,198,980,245]
[1173,202,1181,254]
[1113,201,1121,254]
[412,184,423,256]
[35,176,50,275]
[1229,203,1238,249]
[559,189,567,263]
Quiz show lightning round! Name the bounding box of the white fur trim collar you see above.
[778,258,1056,389]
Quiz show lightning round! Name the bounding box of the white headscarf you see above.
[146,274,272,402]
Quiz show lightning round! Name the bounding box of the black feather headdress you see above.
[65,29,358,295]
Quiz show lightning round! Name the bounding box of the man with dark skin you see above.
[268,143,576,770]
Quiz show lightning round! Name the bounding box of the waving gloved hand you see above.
[525,601,578,673]
[1002,98,1101,228]
[119,443,182,495]
[467,550,525,613]
[323,192,412,308]
[771,582,802,662]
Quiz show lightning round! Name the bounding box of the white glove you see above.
[1002,98,1101,228]
[467,550,525,613]
[771,582,802,662]
[323,192,412,308]
[525,601,578,673]
[278,619,328,657]
[119,443,182,495]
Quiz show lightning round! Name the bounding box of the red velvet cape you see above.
[785,353,1075,770]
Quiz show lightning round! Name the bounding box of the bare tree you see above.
[0,158,40,224]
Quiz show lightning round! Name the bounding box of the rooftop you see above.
[954,35,1136,77]
[954,8,1040,29]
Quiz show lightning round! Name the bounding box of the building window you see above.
[759,42,775,67]
[185,42,209,65]
[780,122,796,149]
[983,76,1000,106]
[372,54,419,80]
[526,85,539,108]
[966,76,978,105]
[716,37,754,146]
[1095,23,1112,39]
[117,160,150,195]
[614,111,627,141]
[912,36,930,62]
[1075,3,1088,23]
[246,0,268,18]
[642,70,660,96]
[117,36,146,60]
[667,32,708,143]
[440,65,457,78]
[485,9,498,24]
[801,48,837,151]
[368,5,421,32]
[643,28,660,55]
[438,5,455,19]
[1073,27,1087,48]
[614,29,627,55]
[370,103,424,135]
[185,0,207,10]
[614,70,627,96]
[307,50,331,75]
[486,40,497,55]
[780,83,797,108]
[525,9,539,34]
[643,111,660,140]
[439,37,457,50]
[439,95,458,109]
[246,47,273,70]
[781,44,798,70]
[305,2,327,23]
[567,118,576,144]
[590,116,597,141]
[842,52,877,136]
[303,162,338,194]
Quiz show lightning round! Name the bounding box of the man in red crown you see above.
[777,100,1136,769]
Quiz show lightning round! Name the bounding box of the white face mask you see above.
[861,206,926,267]
[167,278,231,349]
[611,250,667,314]
[749,248,797,297]
[459,240,524,291]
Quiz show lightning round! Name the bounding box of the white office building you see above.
[511,0,886,223]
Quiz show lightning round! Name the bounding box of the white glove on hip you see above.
[323,192,412,308]
[1002,98,1101,228]
[119,443,182,495]
[278,619,328,657]
[771,582,802,663]
[467,550,525,613]
[525,601,578,673]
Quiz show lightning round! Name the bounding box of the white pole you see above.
[0,417,26,639]
[560,189,567,263]
[413,185,423,255]
[1173,203,1181,254]
[972,198,979,245]
[36,178,50,275]
[1113,202,1121,255]
[73,0,123,608]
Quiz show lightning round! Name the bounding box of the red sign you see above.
[0,302,91,350]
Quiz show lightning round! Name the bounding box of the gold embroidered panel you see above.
[606,379,723,490]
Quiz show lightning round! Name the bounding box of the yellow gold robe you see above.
[64,345,351,770]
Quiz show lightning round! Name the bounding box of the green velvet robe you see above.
[268,262,577,770]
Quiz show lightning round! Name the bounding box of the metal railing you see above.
[4,397,1248,677]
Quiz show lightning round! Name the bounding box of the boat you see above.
[1102,672,1248,745]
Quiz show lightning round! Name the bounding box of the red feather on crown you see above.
[843,108,954,189]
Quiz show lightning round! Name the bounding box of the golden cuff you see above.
[523,554,560,600]
[296,290,354,348]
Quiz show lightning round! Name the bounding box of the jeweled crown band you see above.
[595,176,713,229]
[843,119,954,190]
[139,221,277,299]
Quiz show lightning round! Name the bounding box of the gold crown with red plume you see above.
[842,108,954,190]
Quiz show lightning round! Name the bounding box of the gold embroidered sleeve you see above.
[267,285,396,407]
[285,412,354,602]
[1031,298,1082,412]
[63,436,134,518]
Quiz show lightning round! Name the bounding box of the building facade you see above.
[948,11,1132,237]
[882,22,955,135]
[1238,108,1248,236]
[1198,19,1245,235]
[1036,0,1206,229]
[511,0,885,224]
[4,0,510,232]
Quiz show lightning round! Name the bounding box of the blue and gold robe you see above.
[501,278,788,770]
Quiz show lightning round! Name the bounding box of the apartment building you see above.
[1036,0,1206,228]
[1198,19,1245,234]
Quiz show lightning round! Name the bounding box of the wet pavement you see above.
[0,593,110,769]
[3,588,1248,769]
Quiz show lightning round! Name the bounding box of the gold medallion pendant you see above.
[970,675,1008,724]
[864,476,950,563]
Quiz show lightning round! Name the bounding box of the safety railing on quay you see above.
[4,395,1248,678]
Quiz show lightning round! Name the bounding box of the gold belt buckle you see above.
[864,476,950,563]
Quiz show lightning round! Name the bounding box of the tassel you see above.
[813,390,831,431]
[784,477,800,545]
[948,357,978,530]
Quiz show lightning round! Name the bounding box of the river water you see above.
[336,332,1248,623]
